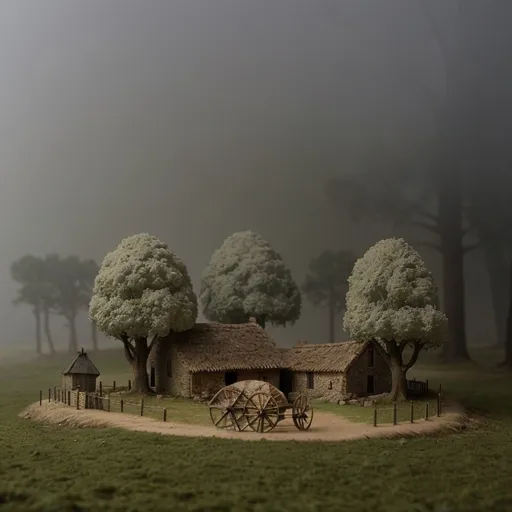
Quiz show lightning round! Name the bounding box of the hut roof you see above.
[283,340,369,373]
[165,321,284,373]
[61,349,100,376]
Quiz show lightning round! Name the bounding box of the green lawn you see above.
[314,398,440,424]
[1,347,512,511]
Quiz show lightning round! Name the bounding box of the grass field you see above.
[1,346,512,511]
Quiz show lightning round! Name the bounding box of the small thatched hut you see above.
[148,319,285,397]
[283,340,391,398]
[61,348,100,392]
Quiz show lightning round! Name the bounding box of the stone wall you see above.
[169,345,191,396]
[63,389,88,409]
[61,374,97,393]
[293,372,346,399]
[191,372,225,397]
[346,344,391,396]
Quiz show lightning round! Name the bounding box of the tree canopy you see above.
[90,233,197,339]
[200,230,301,328]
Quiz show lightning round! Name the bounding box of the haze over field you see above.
[1,0,510,352]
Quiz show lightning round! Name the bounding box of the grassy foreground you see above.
[1,347,512,511]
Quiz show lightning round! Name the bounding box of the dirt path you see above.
[21,402,467,442]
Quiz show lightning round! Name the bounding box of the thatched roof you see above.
[283,340,369,373]
[165,321,284,373]
[61,349,100,376]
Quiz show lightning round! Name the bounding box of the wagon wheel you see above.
[244,392,280,433]
[292,394,313,431]
[209,387,248,431]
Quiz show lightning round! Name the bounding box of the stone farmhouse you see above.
[148,320,284,398]
[148,319,392,399]
[282,339,391,399]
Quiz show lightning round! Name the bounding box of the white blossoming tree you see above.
[343,238,448,400]
[200,231,301,328]
[89,233,198,393]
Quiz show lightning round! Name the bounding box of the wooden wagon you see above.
[208,380,313,433]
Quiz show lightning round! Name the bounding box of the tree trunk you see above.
[328,288,335,343]
[499,260,512,368]
[385,341,409,401]
[68,315,78,353]
[132,337,152,394]
[483,242,509,347]
[154,338,168,394]
[33,306,42,357]
[389,363,409,402]
[438,178,470,362]
[43,307,55,355]
[91,321,98,352]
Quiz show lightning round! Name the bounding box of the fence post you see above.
[128,380,131,391]
[76,391,80,410]
[410,401,414,423]
[140,398,144,417]
[373,407,377,427]
[392,402,397,425]
[107,393,111,412]
[163,407,167,422]
[99,381,103,397]
[84,392,88,409]
[425,401,429,420]
[48,388,51,403]
[54,386,57,401]
[113,381,116,392]
[120,399,124,413]
[39,390,42,406]
[68,391,71,405]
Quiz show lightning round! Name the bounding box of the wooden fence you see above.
[39,384,168,422]
[370,384,444,427]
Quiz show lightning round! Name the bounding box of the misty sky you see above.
[0,1,495,351]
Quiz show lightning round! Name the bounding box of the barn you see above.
[282,340,392,399]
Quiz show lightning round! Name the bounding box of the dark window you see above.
[167,360,172,377]
[367,375,375,394]
[150,366,156,387]
[307,372,314,389]
[368,347,375,368]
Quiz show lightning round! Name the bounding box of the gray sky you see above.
[0,1,499,352]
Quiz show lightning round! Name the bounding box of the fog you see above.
[0,0,506,351]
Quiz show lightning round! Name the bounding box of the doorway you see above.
[279,370,293,399]
[366,375,375,394]
[224,371,238,386]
